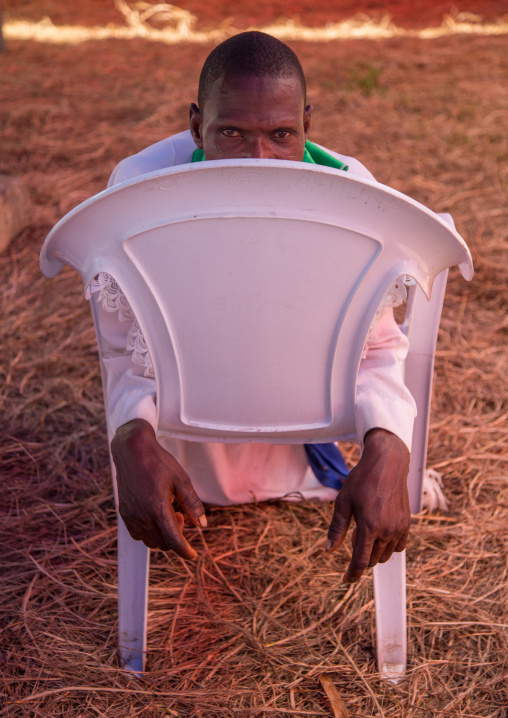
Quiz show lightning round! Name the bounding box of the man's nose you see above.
[248,138,270,159]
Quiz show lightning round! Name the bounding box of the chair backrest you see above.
[41,159,472,444]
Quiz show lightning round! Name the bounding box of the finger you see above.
[394,530,409,553]
[173,474,207,528]
[174,511,184,532]
[326,496,352,552]
[342,530,374,583]
[158,508,198,560]
[124,520,168,551]
[142,534,165,550]
[378,541,398,564]
[119,509,162,549]
[367,538,390,568]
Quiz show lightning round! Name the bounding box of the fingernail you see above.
[325,539,333,551]
[198,514,207,528]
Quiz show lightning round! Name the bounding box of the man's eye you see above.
[274,131,291,139]
[222,129,241,137]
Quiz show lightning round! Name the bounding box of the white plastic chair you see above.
[40,159,473,679]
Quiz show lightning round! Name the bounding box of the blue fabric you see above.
[304,443,350,491]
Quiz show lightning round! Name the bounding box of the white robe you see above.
[94,131,417,505]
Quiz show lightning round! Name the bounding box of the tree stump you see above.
[0,1,5,53]
[0,176,31,252]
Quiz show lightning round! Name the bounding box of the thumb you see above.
[326,493,352,552]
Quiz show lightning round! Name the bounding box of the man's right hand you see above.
[110,419,206,559]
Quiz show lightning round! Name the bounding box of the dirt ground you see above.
[1,2,507,717]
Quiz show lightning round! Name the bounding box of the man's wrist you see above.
[363,428,410,468]
[364,427,408,450]
[112,418,156,451]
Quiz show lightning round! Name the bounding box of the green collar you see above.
[192,140,348,171]
[303,141,348,171]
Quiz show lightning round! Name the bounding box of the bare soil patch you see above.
[1,7,507,718]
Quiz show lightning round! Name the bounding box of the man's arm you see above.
[326,428,410,582]
[326,306,416,583]
[92,288,206,559]
[98,135,205,558]
[111,419,206,559]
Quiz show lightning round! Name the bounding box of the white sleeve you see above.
[107,130,197,187]
[91,284,157,435]
[355,306,416,452]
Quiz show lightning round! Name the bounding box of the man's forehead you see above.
[205,72,305,107]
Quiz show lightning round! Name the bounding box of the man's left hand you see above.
[325,428,411,583]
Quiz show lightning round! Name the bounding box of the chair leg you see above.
[376,268,449,681]
[372,550,407,682]
[117,515,150,674]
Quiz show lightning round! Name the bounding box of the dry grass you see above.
[5,12,508,45]
[1,20,507,718]
[3,0,508,31]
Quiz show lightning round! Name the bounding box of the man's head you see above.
[189,32,312,161]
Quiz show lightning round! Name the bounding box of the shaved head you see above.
[198,31,306,109]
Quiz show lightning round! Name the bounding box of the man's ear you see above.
[303,104,312,137]
[189,103,204,148]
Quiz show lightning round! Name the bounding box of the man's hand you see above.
[111,419,206,559]
[325,428,410,583]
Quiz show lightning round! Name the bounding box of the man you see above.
[96,31,415,584]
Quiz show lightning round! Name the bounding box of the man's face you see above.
[190,73,312,161]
